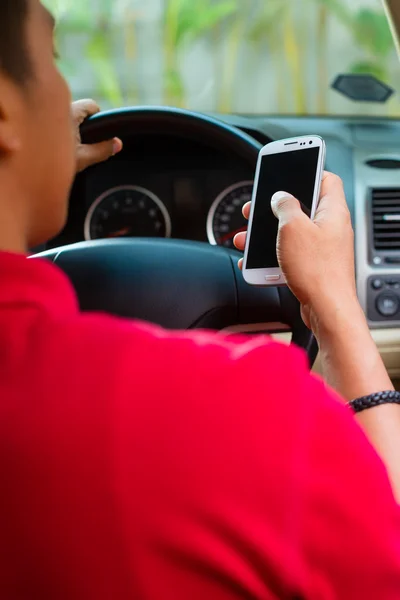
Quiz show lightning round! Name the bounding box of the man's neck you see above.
[0,180,29,255]
[0,227,27,254]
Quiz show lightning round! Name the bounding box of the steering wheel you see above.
[34,107,318,367]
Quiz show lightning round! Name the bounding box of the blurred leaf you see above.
[184,1,237,42]
[163,0,237,107]
[86,32,123,107]
[353,9,394,58]
[313,1,394,87]
[350,60,389,83]
[313,0,352,27]
[166,0,237,49]
[247,2,285,45]
[314,2,394,58]
[165,68,185,99]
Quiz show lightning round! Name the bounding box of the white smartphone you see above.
[242,135,326,286]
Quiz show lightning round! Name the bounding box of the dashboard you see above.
[47,111,400,377]
[52,134,259,251]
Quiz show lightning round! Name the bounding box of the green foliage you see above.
[163,0,237,106]
[247,1,285,45]
[312,0,396,101]
[43,0,398,116]
[86,32,123,106]
[44,0,124,106]
[350,61,388,83]
[313,0,352,27]
[165,67,186,102]
[165,0,237,48]
[314,1,394,59]
[353,9,394,58]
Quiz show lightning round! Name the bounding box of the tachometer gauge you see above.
[84,185,171,241]
[207,181,253,249]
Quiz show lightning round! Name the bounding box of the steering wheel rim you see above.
[38,107,318,367]
[80,106,262,163]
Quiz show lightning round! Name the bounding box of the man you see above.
[0,1,400,598]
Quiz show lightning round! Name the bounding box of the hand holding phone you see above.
[243,136,326,286]
[235,170,356,332]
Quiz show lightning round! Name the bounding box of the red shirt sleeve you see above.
[1,314,400,599]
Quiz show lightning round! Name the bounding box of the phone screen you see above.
[245,147,320,270]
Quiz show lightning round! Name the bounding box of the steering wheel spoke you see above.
[33,239,317,367]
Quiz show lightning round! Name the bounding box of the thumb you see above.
[271,191,308,226]
[77,137,123,173]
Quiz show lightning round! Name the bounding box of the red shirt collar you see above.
[0,251,78,317]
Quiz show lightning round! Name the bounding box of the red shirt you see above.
[0,251,399,599]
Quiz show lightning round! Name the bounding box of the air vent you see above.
[366,159,400,170]
[372,188,400,251]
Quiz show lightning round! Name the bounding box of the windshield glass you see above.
[45,0,400,118]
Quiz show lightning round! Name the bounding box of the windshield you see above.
[45,0,400,118]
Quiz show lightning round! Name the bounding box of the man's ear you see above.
[0,76,22,155]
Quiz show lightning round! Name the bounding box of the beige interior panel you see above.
[368,329,400,378]
[223,323,400,379]
[272,328,400,379]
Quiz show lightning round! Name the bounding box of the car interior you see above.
[35,0,400,378]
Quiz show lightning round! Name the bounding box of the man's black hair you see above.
[0,0,31,83]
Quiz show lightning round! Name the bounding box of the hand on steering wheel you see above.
[234,172,357,335]
[72,100,123,173]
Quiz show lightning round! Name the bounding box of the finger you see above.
[72,99,101,125]
[77,137,123,172]
[315,172,349,223]
[319,172,345,207]
[238,258,244,271]
[271,191,308,226]
[234,231,246,251]
[242,202,251,220]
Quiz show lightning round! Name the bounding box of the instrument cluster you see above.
[83,178,254,249]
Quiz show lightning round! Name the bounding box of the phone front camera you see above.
[309,141,313,144]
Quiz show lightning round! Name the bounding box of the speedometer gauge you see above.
[207,181,253,249]
[84,185,171,241]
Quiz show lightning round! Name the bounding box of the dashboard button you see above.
[385,257,400,264]
[385,279,400,288]
[371,278,384,290]
[376,293,400,317]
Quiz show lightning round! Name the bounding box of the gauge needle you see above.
[107,227,132,238]
[219,226,247,244]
